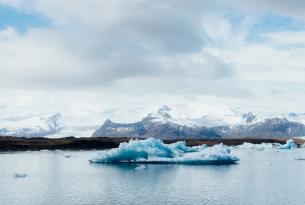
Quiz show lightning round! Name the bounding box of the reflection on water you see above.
[1,149,305,205]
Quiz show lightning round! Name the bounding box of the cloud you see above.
[263,31,305,46]
[0,0,246,97]
[231,0,305,20]
[0,0,305,112]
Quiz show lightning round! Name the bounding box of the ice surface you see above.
[90,138,239,164]
[278,139,296,149]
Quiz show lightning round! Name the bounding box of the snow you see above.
[90,138,239,164]
[145,105,270,128]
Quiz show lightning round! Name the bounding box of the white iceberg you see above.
[278,139,296,149]
[236,142,274,150]
[134,165,146,170]
[90,138,239,165]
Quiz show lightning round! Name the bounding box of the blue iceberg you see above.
[90,138,239,165]
[278,139,296,149]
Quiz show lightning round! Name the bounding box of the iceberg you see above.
[134,165,146,170]
[236,142,274,150]
[278,139,296,149]
[90,138,239,165]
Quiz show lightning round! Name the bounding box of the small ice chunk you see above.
[135,165,146,170]
[14,173,27,178]
[64,154,72,158]
[253,147,264,151]
[278,139,296,149]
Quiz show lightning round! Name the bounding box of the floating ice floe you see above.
[90,138,239,165]
[135,165,146,170]
[14,173,27,178]
[234,141,301,150]
[236,142,274,150]
[278,139,296,149]
[64,154,72,158]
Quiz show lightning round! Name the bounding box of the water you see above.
[1,149,305,205]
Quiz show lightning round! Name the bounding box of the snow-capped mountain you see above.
[0,103,114,138]
[0,113,62,137]
[92,105,305,139]
[92,110,221,140]
[212,118,305,138]
[2,104,305,138]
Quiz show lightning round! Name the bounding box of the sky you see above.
[1,0,305,117]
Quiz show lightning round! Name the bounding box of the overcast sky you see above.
[1,0,305,115]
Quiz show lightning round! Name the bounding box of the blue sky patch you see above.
[0,5,51,32]
[223,9,245,27]
[246,12,305,42]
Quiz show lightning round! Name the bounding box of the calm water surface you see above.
[1,149,305,205]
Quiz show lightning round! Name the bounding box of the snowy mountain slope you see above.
[212,118,305,139]
[91,115,221,140]
[92,106,305,139]
[0,113,62,137]
[0,104,147,138]
[2,103,305,138]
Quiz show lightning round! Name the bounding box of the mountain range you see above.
[0,113,62,137]
[92,106,305,139]
[2,105,305,139]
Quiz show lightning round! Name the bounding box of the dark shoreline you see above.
[0,136,303,151]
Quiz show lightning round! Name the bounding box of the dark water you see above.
[1,149,305,205]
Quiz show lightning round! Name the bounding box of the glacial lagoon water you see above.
[1,148,305,205]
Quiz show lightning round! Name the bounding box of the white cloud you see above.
[0,0,305,115]
[263,31,305,46]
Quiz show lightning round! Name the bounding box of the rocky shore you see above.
[0,136,303,151]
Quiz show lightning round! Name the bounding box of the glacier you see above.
[90,138,239,164]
